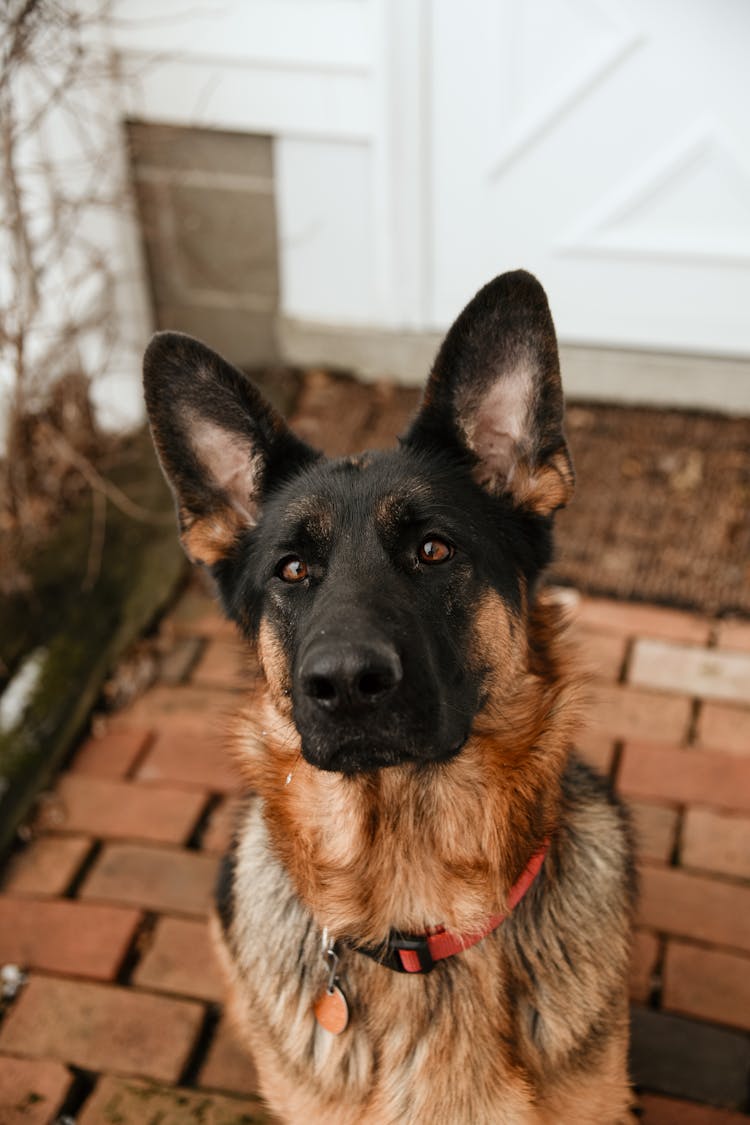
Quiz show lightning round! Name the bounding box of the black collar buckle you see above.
[390,932,435,973]
[355,930,436,974]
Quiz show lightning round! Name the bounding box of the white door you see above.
[430,0,750,359]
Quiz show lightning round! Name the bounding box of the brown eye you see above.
[418,537,454,565]
[278,556,308,583]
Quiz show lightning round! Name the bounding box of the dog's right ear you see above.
[143,332,318,566]
[404,271,574,517]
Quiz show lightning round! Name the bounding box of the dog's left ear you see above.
[144,331,318,566]
[405,270,574,516]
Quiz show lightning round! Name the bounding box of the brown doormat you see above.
[553,404,750,618]
[258,368,750,619]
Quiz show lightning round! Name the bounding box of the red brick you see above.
[200,1017,259,1096]
[573,730,615,775]
[697,701,750,755]
[640,1093,750,1124]
[192,638,256,691]
[716,618,750,653]
[629,929,660,1003]
[590,684,691,744]
[630,801,679,864]
[0,1056,72,1125]
[0,977,203,1083]
[124,686,237,740]
[202,797,240,853]
[619,741,750,814]
[663,940,750,1032]
[630,639,750,705]
[53,774,206,844]
[136,730,238,794]
[158,636,203,685]
[576,627,628,681]
[134,916,225,1001]
[0,896,141,980]
[79,1074,267,1124]
[71,727,151,779]
[638,865,750,953]
[359,381,421,450]
[3,834,91,896]
[291,369,374,456]
[574,598,711,644]
[81,843,218,916]
[164,583,236,639]
[682,808,750,880]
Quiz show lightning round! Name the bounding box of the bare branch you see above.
[38,423,172,528]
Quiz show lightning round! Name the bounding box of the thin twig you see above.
[83,481,107,590]
[39,422,172,527]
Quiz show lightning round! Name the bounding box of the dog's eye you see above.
[278,555,308,583]
[418,537,454,565]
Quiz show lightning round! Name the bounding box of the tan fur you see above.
[282,497,333,543]
[236,592,574,940]
[472,446,575,516]
[180,506,246,566]
[348,453,375,470]
[373,482,439,533]
[217,591,636,1123]
[258,618,293,711]
[508,448,575,516]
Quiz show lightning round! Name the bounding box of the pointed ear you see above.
[143,332,318,565]
[405,271,574,516]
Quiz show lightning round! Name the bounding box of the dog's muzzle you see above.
[293,635,417,773]
[292,626,471,774]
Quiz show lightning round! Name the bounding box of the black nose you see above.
[298,640,402,714]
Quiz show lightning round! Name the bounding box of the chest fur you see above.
[216,789,632,1124]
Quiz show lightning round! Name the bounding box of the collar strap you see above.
[353,839,549,974]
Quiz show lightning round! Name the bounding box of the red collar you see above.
[355,838,550,974]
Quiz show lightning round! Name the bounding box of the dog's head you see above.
[144,271,573,776]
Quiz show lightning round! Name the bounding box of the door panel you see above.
[431,0,750,356]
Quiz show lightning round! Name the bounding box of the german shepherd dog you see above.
[144,271,636,1123]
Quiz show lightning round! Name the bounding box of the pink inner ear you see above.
[189,417,260,526]
[459,365,535,488]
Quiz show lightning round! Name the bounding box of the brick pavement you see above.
[0,583,748,1122]
[0,377,748,1122]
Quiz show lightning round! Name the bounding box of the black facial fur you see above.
[215,446,553,772]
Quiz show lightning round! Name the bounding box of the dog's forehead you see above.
[274,450,439,536]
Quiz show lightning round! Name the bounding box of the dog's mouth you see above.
[300,733,468,775]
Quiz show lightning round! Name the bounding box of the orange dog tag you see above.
[314,985,349,1035]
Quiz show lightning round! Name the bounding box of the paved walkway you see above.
[0,579,748,1123]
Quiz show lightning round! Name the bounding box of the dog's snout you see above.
[299,641,402,714]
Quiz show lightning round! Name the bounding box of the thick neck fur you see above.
[233,592,581,947]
